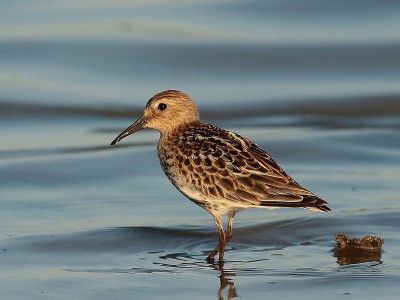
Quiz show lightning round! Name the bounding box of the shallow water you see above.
[1,1,400,299]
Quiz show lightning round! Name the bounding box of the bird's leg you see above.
[207,215,225,263]
[225,211,236,244]
[217,219,226,263]
[207,212,237,263]
[207,244,221,263]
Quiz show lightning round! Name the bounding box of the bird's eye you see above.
[158,103,167,111]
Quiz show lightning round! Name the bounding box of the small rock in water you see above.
[333,233,384,266]
[335,234,384,250]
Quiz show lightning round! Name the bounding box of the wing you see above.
[176,123,330,212]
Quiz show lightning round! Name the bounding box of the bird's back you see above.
[157,122,330,215]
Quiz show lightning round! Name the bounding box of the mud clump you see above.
[333,234,384,266]
[335,234,384,250]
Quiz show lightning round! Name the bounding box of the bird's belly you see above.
[162,164,206,202]
[161,163,249,216]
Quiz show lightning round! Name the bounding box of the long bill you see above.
[111,117,146,145]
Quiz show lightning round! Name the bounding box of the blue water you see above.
[1,1,400,299]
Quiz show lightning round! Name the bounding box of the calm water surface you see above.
[1,1,400,299]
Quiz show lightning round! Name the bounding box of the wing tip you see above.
[259,195,332,212]
[308,205,332,212]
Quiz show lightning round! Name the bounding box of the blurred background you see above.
[1,1,400,299]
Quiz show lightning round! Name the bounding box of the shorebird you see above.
[111,90,331,263]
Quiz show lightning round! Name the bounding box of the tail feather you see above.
[260,195,331,212]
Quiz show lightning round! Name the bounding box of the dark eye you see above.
[158,103,167,111]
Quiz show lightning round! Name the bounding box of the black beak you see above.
[111,117,146,145]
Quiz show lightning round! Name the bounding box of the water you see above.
[1,1,400,299]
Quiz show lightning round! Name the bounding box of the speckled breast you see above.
[157,138,208,208]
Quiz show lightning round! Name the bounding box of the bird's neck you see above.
[159,121,201,144]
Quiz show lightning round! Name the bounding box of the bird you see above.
[111,90,331,263]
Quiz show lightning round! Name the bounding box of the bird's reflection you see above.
[209,262,238,300]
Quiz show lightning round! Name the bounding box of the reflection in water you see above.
[334,248,383,266]
[333,234,384,266]
[155,253,238,299]
[209,262,238,300]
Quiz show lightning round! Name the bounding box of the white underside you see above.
[176,181,277,217]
